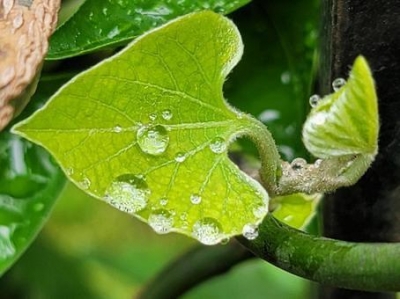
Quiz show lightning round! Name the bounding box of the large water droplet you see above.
[105,174,150,213]
[209,137,226,154]
[192,217,223,245]
[309,94,321,107]
[161,109,173,121]
[332,78,346,91]
[242,224,259,240]
[291,158,307,170]
[137,125,169,155]
[148,209,174,234]
[174,152,186,163]
[190,193,201,205]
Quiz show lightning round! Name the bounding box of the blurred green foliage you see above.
[0,0,319,297]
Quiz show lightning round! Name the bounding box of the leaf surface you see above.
[14,12,269,245]
[48,0,250,59]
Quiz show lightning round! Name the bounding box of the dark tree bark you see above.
[320,0,400,298]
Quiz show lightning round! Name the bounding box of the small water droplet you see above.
[137,125,169,155]
[105,174,150,213]
[309,94,321,107]
[113,125,122,133]
[160,197,168,206]
[161,109,173,121]
[253,204,268,218]
[148,209,174,234]
[242,224,259,240]
[180,212,188,221]
[79,178,91,190]
[65,167,74,176]
[209,137,226,154]
[332,78,346,91]
[149,113,157,121]
[174,152,186,163]
[192,217,223,245]
[220,237,230,245]
[291,158,307,170]
[190,194,201,205]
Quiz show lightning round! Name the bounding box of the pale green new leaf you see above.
[272,193,321,230]
[12,12,269,245]
[302,56,378,159]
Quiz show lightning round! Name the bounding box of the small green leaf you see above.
[302,56,379,158]
[48,0,250,60]
[13,12,270,245]
[271,193,321,230]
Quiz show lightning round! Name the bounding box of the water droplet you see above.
[192,217,223,245]
[242,224,259,240]
[174,152,186,163]
[220,237,230,245]
[79,178,91,190]
[291,158,307,170]
[190,194,201,205]
[161,109,173,121]
[332,78,346,91]
[148,209,174,234]
[180,212,188,221]
[160,197,168,206]
[105,174,150,213]
[149,113,157,121]
[137,125,169,155]
[281,71,291,84]
[309,94,321,107]
[113,125,122,133]
[65,167,74,176]
[253,204,268,218]
[209,137,226,154]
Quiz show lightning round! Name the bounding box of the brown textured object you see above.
[0,0,60,130]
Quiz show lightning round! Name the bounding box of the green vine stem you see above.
[136,241,253,299]
[239,214,400,292]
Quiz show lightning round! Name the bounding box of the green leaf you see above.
[13,12,271,245]
[271,193,320,230]
[302,56,379,159]
[47,0,250,60]
[0,76,68,275]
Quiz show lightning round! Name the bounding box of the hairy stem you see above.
[136,241,253,299]
[239,214,400,292]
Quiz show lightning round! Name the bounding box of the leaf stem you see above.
[239,214,400,292]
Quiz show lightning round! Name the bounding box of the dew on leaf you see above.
[161,109,173,121]
[65,167,74,176]
[252,203,268,218]
[149,113,157,121]
[242,223,259,240]
[148,209,174,234]
[113,125,122,133]
[159,197,168,206]
[190,193,202,205]
[220,237,230,245]
[309,94,321,107]
[192,217,223,245]
[104,174,150,213]
[332,78,346,91]
[79,178,91,190]
[174,152,186,163]
[209,137,226,154]
[137,125,169,155]
[291,158,307,170]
